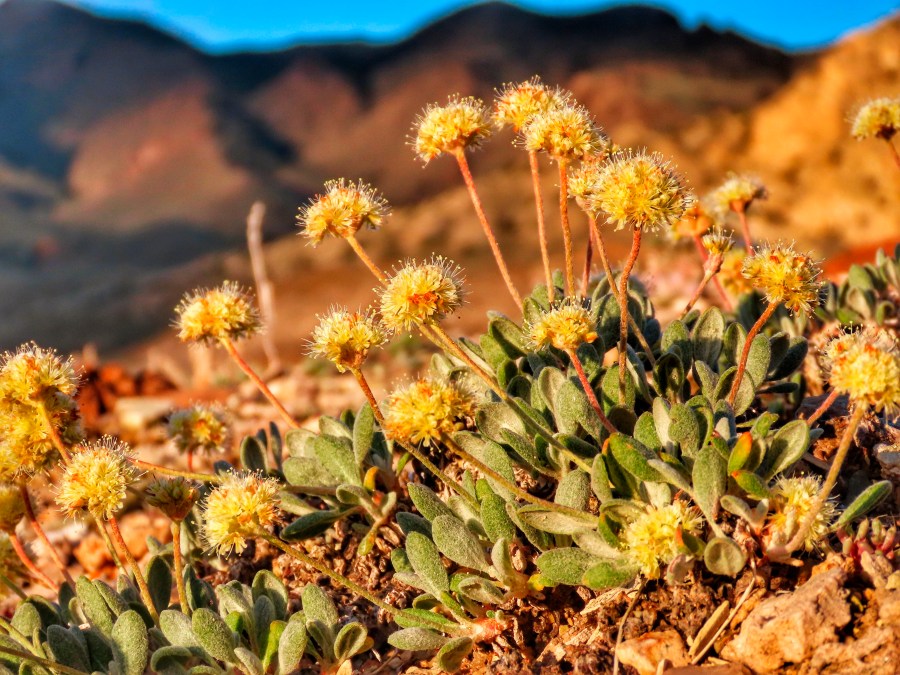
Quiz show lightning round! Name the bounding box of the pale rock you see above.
[616,629,689,675]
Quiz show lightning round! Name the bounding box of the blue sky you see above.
[58,0,900,53]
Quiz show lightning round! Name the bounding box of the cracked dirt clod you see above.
[721,568,851,673]
[615,629,689,675]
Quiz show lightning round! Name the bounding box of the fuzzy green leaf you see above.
[455,575,505,604]
[693,443,726,524]
[713,367,755,415]
[745,334,772,389]
[240,436,267,473]
[518,506,596,535]
[388,627,448,652]
[480,494,516,543]
[150,645,193,674]
[835,480,892,528]
[431,515,488,572]
[590,454,613,503]
[159,610,200,649]
[111,610,149,675]
[301,585,338,629]
[397,511,433,538]
[252,570,289,622]
[192,608,236,664]
[352,403,377,466]
[608,433,663,482]
[536,548,603,586]
[435,636,474,674]
[669,404,703,457]
[703,537,747,576]
[76,575,115,637]
[488,315,528,358]
[732,470,771,499]
[692,307,725,365]
[759,420,810,480]
[334,622,369,663]
[555,378,607,442]
[408,484,456,523]
[312,435,361,487]
[281,509,349,540]
[277,619,307,675]
[452,432,517,502]
[234,647,264,675]
[146,555,173,614]
[582,559,639,590]
[405,533,450,596]
[45,626,90,674]
[555,469,591,510]
[282,456,339,487]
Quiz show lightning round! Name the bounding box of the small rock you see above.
[721,567,851,673]
[616,630,688,675]
[114,396,175,432]
[665,665,751,675]
[875,442,900,485]
[860,550,894,589]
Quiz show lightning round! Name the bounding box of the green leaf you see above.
[745,334,771,390]
[713,367,755,416]
[732,470,771,499]
[408,484,456,523]
[11,603,43,641]
[388,628,448,652]
[608,433,663,482]
[45,626,90,674]
[518,506,596,535]
[835,480,892,528]
[554,379,607,442]
[264,622,287,672]
[455,575,505,604]
[452,433,517,502]
[405,533,450,596]
[727,433,754,474]
[669,404,703,457]
[435,636,474,673]
[301,585,338,629]
[240,435,267,473]
[76,575,115,636]
[159,610,200,649]
[318,415,352,439]
[506,502,554,551]
[582,559,639,590]
[488,315,528,358]
[111,610,149,675]
[192,608,236,664]
[252,570,289,622]
[703,537,747,576]
[693,443,726,524]
[536,548,603,586]
[758,420,810,480]
[431,515,488,572]
[353,403,377,466]
[334,622,369,662]
[146,555,174,614]
[282,456,339,487]
[692,307,725,365]
[590,455,613,503]
[480,495,516,543]
[282,508,349,540]
[277,619,307,675]
[555,470,590,510]
[150,645,193,674]
[313,435,362,487]
[234,647,264,675]
[474,402,526,444]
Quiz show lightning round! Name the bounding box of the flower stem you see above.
[38,401,72,463]
[589,218,656,367]
[97,520,128,577]
[557,159,575,297]
[255,529,465,635]
[529,150,555,303]
[454,150,522,311]
[107,516,160,625]
[18,481,74,588]
[618,229,643,404]
[692,234,733,311]
[9,532,55,588]
[885,137,900,171]
[727,302,777,406]
[428,324,505,399]
[0,645,90,675]
[171,520,190,615]
[132,459,220,483]
[441,435,590,518]
[806,389,841,427]
[351,368,477,510]
[220,337,299,429]
[566,349,616,434]
[0,574,27,600]
[581,230,593,297]
[782,404,867,556]
[681,266,718,317]
[735,206,753,252]
[346,233,388,283]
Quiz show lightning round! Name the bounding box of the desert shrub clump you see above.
[0,80,897,674]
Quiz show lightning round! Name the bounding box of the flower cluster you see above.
[522,101,604,161]
[146,477,200,521]
[492,77,565,132]
[708,173,767,215]
[307,307,389,372]
[851,97,900,141]
[742,243,823,314]
[175,282,262,344]
[203,472,280,555]
[825,328,900,415]
[383,377,476,447]
[167,404,230,456]
[0,483,24,534]
[298,179,388,245]
[414,96,492,162]
[57,438,138,521]
[623,501,703,578]
[526,301,598,352]
[586,150,693,232]
[764,476,836,553]
[379,257,465,331]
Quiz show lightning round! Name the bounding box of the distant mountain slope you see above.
[0,0,895,352]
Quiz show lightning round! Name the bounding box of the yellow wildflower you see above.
[742,243,822,314]
[297,179,388,245]
[307,307,389,373]
[526,300,597,352]
[383,377,476,447]
[203,472,280,555]
[379,257,465,332]
[57,438,138,521]
[175,282,262,344]
[413,96,492,162]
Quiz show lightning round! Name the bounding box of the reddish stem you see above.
[618,229,643,404]
[529,150,555,303]
[220,337,299,429]
[806,388,841,427]
[727,302,778,406]
[18,482,74,587]
[567,349,616,434]
[581,228,593,298]
[735,206,753,252]
[886,137,900,171]
[9,533,55,588]
[558,159,575,297]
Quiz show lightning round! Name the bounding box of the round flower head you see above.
[701,230,734,258]
[0,483,24,534]
[167,404,230,456]
[719,249,754,297]
[379,257,465,332]
[383,377,476,447]
[0,535,25,584]
[526,300,598,352]
[623,501,703,579]
[175,282,262,344]
[307,307,389,373]
[0,343,79,405]
[413,96,492,162]
[708,173,767,215]
[825,328,900,415]
[146,477,200,521]
[567,155,607,216]
[850,97,900,141]
[0,393,82,477]
[742,243,822,314]
[203,472,280,555]
[492,77,566,132]
[57,437,138,521]
[523,101,604,161]
[297,179,388,246]
[670,202,719,241]
[586,150,693,232]
[764,475,836,553]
